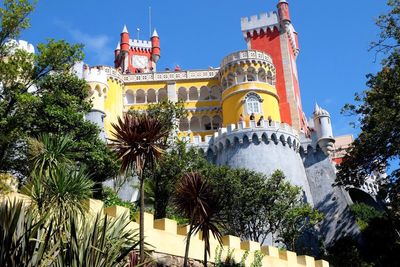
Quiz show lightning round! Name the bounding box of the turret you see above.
[313,103,335,155]
[151,29,160,63]
[83,65,109,141]
[114,42,120,58]
[277,0,291,24]
[120,25,130,52]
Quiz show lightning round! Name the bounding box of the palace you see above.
[80,0,381,246]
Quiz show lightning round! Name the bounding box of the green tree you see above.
[148,141,206,219]
[207,168,321,247]
[129,100,187,135]
[0,1,119,189]
[336,0,400,209]
[109,113,169,263]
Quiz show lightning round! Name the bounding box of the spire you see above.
[278,0,288,3]
[115,42,120,50]
[314,103,320,114]
[122,25,128,33]
[152,29,159,38]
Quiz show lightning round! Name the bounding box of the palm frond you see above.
[108,113,169,176]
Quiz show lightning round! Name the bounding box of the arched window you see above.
[245,92,262,115]
[147,89,157,103]
[179,117,189,131]
[212,115,222,130]
[221,78,228,90]
[190,116,200,132]
[125,90,135,105]
[227,73,235,87]
[189,87,198,100]
[210,86,221,100]
[158,88,168,102]
[246,67,257,82]
[200,86,209,100]
[258,68,267,83]
[267,71,274,85]
[201,116,212,131]
[136,89,145,103]
[178,87,188,101]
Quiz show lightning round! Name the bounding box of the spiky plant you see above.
[54,214,141,267]
[109,113,169,262]
[174,172,223,267]
[28,134,78,176]
[0,200,54,267]
[22,164,94,226]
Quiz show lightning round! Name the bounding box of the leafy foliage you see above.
[128,99,187,143]
[27,134,76,175]
[0,200,53,267]
[207,168,322,248]
[54,214,140,267]
[0,173,15,194]
[0,1,119,188]
[101,187,137,220]
[22,164,94,225]
[350,203,384,230]
[148,141,206,219]
[0,200,140,267]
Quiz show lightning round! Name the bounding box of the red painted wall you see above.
[248,27,292,125]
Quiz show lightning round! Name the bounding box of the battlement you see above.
[186,121,300,153]
[1,193,329,267]
[83,65,108,86]
[130,39,152,50]
[241,12,280,37]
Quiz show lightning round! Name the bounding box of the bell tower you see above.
[240,0,306,133]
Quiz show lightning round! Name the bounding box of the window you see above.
[246,95,261,114]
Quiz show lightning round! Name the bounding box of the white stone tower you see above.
[313,103,335,155]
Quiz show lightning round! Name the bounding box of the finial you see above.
[122,25,128,33]
[152,28,159,38]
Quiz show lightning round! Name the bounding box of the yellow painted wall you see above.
[222,83,281,126]
[104,79,124,137]
[2,193,330,267]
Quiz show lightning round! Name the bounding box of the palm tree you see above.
[109,113,169,262]
[174,172,223,267]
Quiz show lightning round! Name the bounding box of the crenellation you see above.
[241,11,280,38]
[240,240,261,252]
[261,246,280,257]
[222,235,242,249]
[154,218,178,234]
[3,193,330,267]
[297,255,316,267]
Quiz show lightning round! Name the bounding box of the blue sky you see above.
[21,0,389,138]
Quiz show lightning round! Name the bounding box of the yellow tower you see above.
[219,50,281,126]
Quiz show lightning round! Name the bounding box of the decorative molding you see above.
[121,70,219,83]
[220,50,273,70]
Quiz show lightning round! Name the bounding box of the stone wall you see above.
[302,149,359,245]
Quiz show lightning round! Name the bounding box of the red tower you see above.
[241,0,306,132]
[114,26,161,73]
